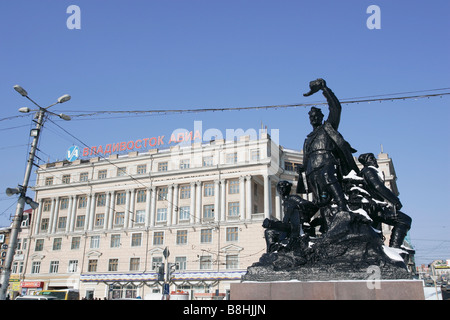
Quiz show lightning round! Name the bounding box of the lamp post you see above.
[0,85,71,300]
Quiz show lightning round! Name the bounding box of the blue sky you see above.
[0,0,449,265]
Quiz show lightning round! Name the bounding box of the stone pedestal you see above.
[230,280,425,300]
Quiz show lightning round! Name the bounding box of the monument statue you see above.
[296,78,360,231]
[263,181,318,253]
[244,79,414,282]
[357,153,412,248]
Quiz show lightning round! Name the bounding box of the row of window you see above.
[43,150,261,186]
[39,202,244,232]
[24,253,240,275]
[35,227,239,252]
[41,180,242,212]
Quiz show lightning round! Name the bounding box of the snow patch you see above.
[382,245,407,262]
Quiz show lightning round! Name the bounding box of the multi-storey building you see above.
[4,133,402,299]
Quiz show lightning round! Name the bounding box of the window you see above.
[228,180,239,194]
[75,215,85,229]
[201,229,212,243]
[71,237,81,250]
[80,172,88,182]
[90,236,100,249]
[284,162,293,171]
[179,206,190,221]
[117,167,127,176]
[175,257,187,270]
[97,194,106,207]
[152,257,162,270]
[109,259,119,272]
[114,212,124,226]
[111,234,121,248]
[153,232,164,245]
[40,218,49,232]
[158,162,168,172]
[49,261,59,273]
[176,230,188,245]
[57,217,67,230]
[31,261,41,274]
[136,189,146,203]
[60,198,69,210]
[226,254,239,269]
[135,210,145,224]
[179,159,190,169]
[131,233,142,247]
[226,227,239,242]
[53,238,62,250]
[204,183,214,197]
[62,174,71,184]
[45,177,53,186]
[88,259,98,272]
[250,149,260,161]
[35,239,44,251]
[157,187,168,201]
[98,170,107,179]
[228,202,239,217]
[12,262,21,274]
[137,164,146,174]
[78,196,87,208]
[156,208,167,222]
[203,204,214,220]
[116,192,126,205]
[226,152,237,164]
[130,258,140,271]
[202,156,213,167]
[180,185,190,199]
[95,213,104,228]
[200,256,212,270]
[43,200,51,212]
[68,260,78,273]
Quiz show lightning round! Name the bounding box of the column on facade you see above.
[220,179,226,222]
[33,199,44,235]
[84,194,92,231]
[48,198,56,234]
[108,191,115,230]
[239,176,246,220]
[65,195,74,233]
[69,195,77,232]
[275,188,282,221]
[129,189,136,228]
[172,184,179,225]
[145,187,151,228]
[103,192,111,230]
[245,175,252,220]
[214,180,220,222]
[123,190,131,229]
[150,187,156,227]
[88,194,96,231]
[167,185,173,225]
[190,182,196,224]
[263,175,272,219]
[195,181,202,222]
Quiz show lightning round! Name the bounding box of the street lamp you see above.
[0,85,71,300]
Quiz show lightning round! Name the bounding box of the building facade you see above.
[4,133,401,299]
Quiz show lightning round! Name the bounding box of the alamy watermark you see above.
[366,5,381,30]
[67,5,81,30]
[366,265,382,289]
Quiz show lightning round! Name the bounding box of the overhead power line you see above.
[1,88,449,123]
[63,91,450,119]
